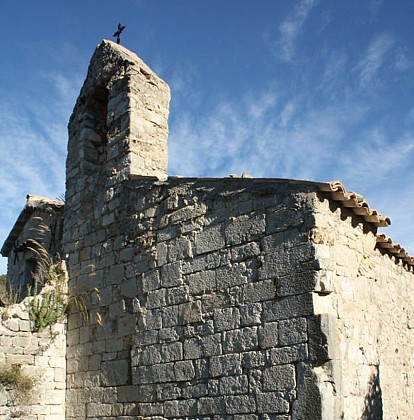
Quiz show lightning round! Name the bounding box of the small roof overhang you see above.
[1,195,64,257]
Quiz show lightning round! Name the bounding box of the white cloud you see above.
[339,129,414,187]
[0,71,81,273]
[168,72,414,254]
[169,87,366,181]
[394,48,411,72]
[356,33,395,86]
[368,0,383,21]
[278,0,318,61]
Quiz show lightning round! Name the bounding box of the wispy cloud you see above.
[168,59,414,254]
[394,47,411,72]
[278,0,318,61]
[368,0,383,22]
[0,71,81,272]
[169,87,365,181]
[339,128,414,188]
[356,33,395,86]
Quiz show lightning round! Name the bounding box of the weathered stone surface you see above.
[4,38,413,420]
[0,299,66,419]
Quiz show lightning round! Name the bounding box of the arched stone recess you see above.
[78,84,109,176]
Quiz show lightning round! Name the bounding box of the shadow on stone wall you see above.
[361,366,383,420]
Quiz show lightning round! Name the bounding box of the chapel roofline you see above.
[1,195,64,257]
[2,179,412,271]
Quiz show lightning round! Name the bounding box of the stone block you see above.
[276,270,317,297]
[244,280,276,303]
[196,225,226,255]
[19,319,32,332]
[138,402,165,416]
[133,344,162,366]
[153,362,176,383]
[216,263,248,290]
[101,359,130,386]
[159,327,180,342]
[268,343,308,365]
[53,364,66,382]
[174,360,196,381]
[161,305,178,327]
[222,327,258,353]
[230,242,261,262]
[240,303,262,326]
[214,307,240,332]
[210,354,242,377]
[197,396,226,415]
[234,415,259,420]
[167,237,193,262]
[279,317,307,345]
[156,241,168,266]
[120,277,138,298]
[200,333,222,357]
[188,270,216,295]
[263,293,314,321]
[182,252,221,274]
[145,309,162,330]
[134,329,158,347]
[225,213,266,246]
[226,394,256,414]
[258,322,278,349]
[166,285,188,305]
[291,362,322,420]
[157,381,182,401]
[164,399,197,417]
[256,392,290,413]
[147,288,166,309]
[259,243,317,279]
[142,270,160,292]
[180,300,203,324]
[108,263,125,284]
[6,354,34,365]
[118,385,156,403]
[4,318,19,332]
[263,364,296,391]
[241,351,266,369]
[219,375,249,395]
[161,341,183,362]
[266,205,311,234]
[161,261,182,287]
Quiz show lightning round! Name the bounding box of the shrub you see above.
[0,364,35,397]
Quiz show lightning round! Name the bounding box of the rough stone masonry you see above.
[2,39,414,419]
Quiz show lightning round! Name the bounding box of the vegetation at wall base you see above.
[0,364,36,397]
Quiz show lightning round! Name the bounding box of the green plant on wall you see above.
[0,364,36,399]
[28,288,66,332]
[26,240,100,332]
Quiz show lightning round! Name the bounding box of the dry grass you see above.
[0,364,36,397]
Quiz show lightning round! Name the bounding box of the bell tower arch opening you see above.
[79,84,109,175]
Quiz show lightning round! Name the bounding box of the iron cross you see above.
[113,23,126,45]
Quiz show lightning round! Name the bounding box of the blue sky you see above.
[1,0,414,273]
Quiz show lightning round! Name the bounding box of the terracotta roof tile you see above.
[315,180,413,272]
[315,180,391,227]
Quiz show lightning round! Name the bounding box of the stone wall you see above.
[61,39,414,419]
[312,195,414,419]
[2,196,63,299]
[64,178,330,419]
[0,299,66,419]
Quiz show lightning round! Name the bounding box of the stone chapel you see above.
[1,40,413,419]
